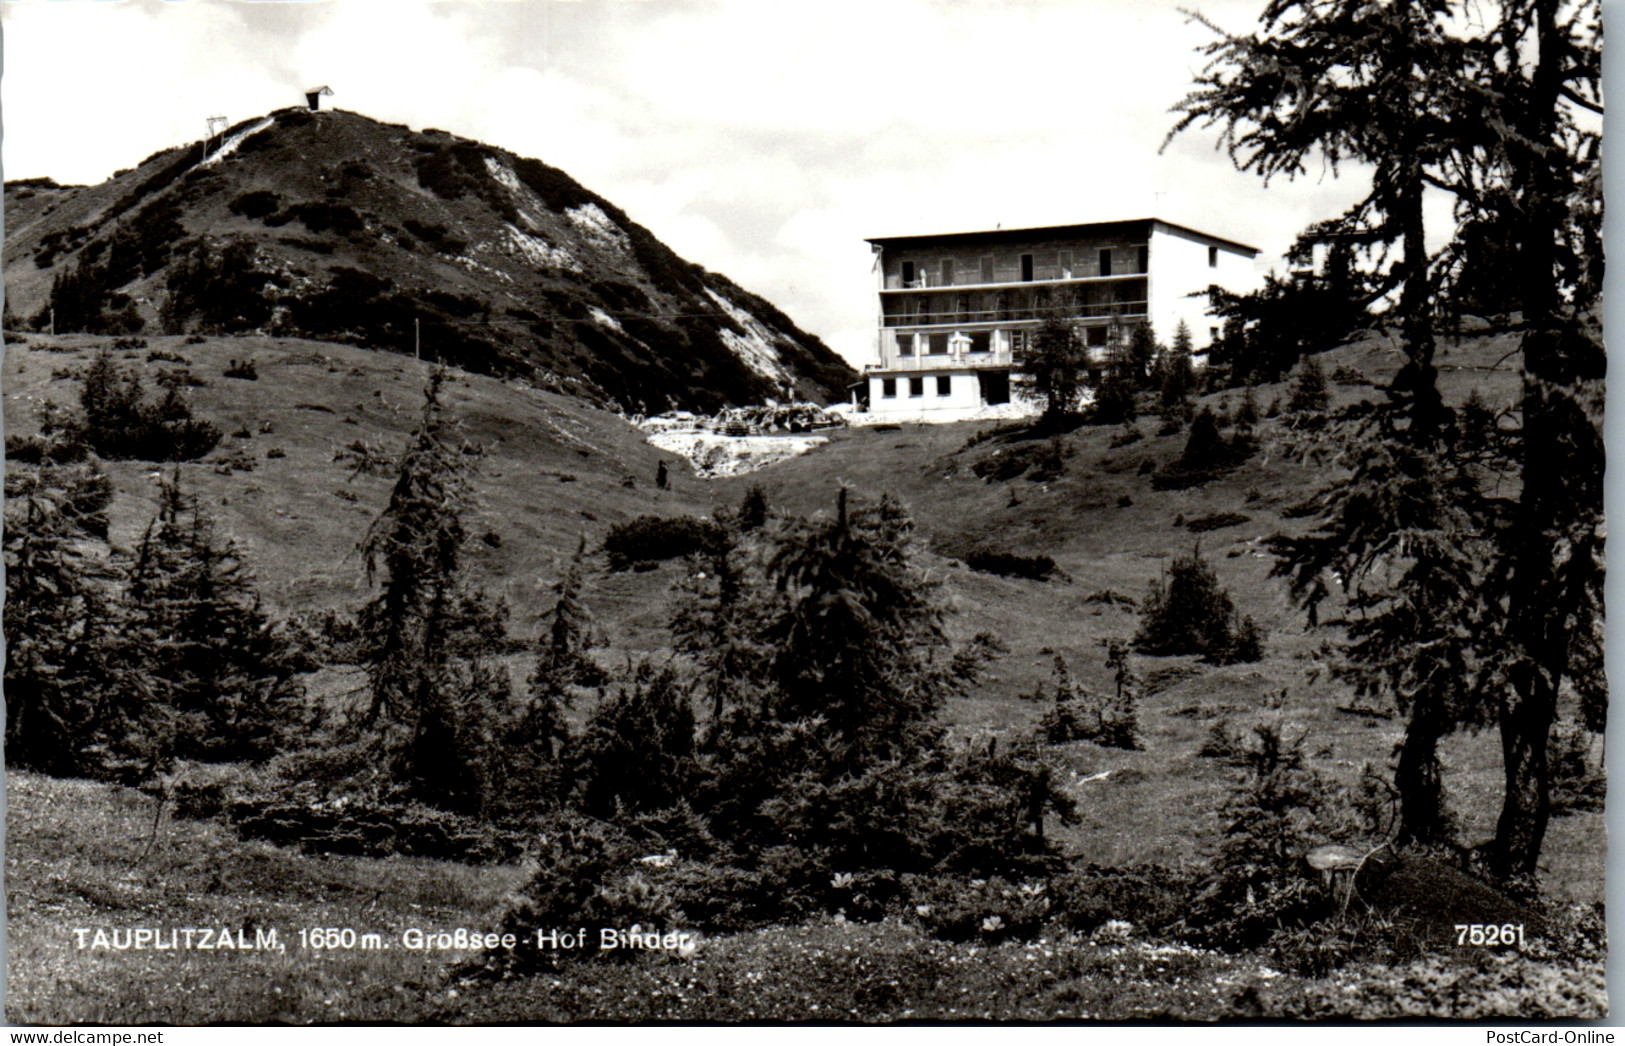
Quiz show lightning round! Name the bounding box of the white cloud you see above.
[4,0,1396,369]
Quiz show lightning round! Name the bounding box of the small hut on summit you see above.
[305,85,334,111]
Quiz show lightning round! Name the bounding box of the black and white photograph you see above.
[0,0,1609,1027]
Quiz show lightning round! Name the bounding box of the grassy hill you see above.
[2,325,1605,1022]
[3,108,855,412]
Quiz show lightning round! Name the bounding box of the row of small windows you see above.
[880,375,954,399]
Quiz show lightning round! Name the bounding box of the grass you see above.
[5,772,522,1024]
[7,773,1603,1023]
[3,326,1606,1022]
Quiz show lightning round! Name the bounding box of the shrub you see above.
[230,787,526,863]
[402,219,467,255]
[1548,719,1604,815]
[1185,511,1251,533]
[483,813,691,974]
[286,201,365,236]
[1037,656,1089,743]
[1036,652,1138,750]
[963,549,1058,581]
[1109,424,1144,449]
[1288,356,1329,413]
[1150,407,1255,490]
[1235,386,1260,428]
[227,190,281,220]
[738,485,769,531]
[70,352,221,462]
[1133,547,1264,664]
[970,438,1067,482]
[573,663,699,818]
[224,358,259,380]
[906,874,1050,943]
[1187,718,1350,950]
[1050,864,1194,936]
[604,514,724,570]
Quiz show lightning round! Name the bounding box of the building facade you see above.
[862,219,1259,422]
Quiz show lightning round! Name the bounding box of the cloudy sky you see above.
[3,0,1390,366]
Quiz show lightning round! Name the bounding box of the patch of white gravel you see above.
[646,432,827,478]
[501,223,581,273]
[703,289,787,382]
[201,117,275,166]
[589,306,625,334]
[566,203,630,251]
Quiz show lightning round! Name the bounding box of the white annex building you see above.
[861,218,1260,423]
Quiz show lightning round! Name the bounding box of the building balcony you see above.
[865,349,1014,373]
[882,271,1147,292]
[881,301,1148,328]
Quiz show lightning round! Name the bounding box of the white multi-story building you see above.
[862,218,1260,422]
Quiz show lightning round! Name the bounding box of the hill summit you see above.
[3,107,855,412]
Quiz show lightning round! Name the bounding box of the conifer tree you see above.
[764,488,950,770]
[524,537,603,765]
[1038,655,1086,744]
[1286,356,1329,415]
[1126,322,1160,390]
[1012,314,1089,429]
[1179,0,1603,877]
[3,462,123,777]
[672,517,770,732]
[123,469,307,764]
[1158,321,1195,419]
[1169,0,1468,438]
[574,662,698,817]
[358,370,512,814]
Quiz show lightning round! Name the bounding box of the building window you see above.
[969,330,992,354]
[957,294,971,323]
[899,334,914,356]
[928,332,949,355]
[941,259,955,286]
[909,377,924,398]
[1085,325,1108,348]
[1099,249,1113,277]
[902,260,916,286]
[980,256,995,282]
[1058,249,1073,277]
[937,375,952,397]
[1137,245,1149,273]
[1208,246,1219,268]
[917,296,931,321]
[881,378,897,398]
[1020,254,1034,282]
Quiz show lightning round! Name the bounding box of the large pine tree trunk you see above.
[1394,696,1449,845]
[1490,0,1587,878]
[1394,166,1446,440]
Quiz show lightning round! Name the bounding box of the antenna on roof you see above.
[202,114,228,163]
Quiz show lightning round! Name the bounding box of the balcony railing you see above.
[881,302,1148,327]
[883,270,1147,291]
[866,349,1014,372]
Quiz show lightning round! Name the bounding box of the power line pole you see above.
[415,317,421,361]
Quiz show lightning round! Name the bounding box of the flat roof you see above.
[865,218,1259,257]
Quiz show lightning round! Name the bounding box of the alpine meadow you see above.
[2,0,1608,1024]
